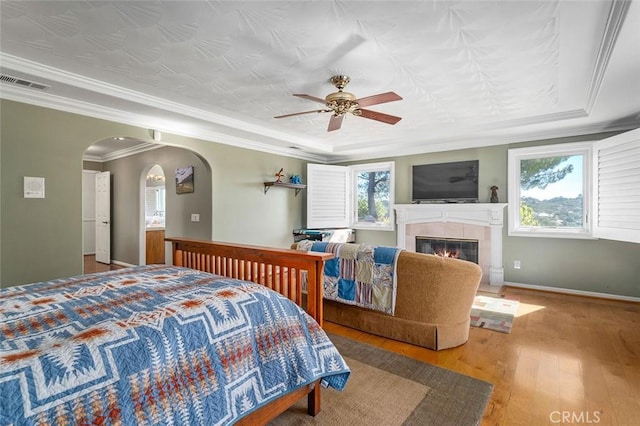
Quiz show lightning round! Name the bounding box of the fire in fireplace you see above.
[415,237,479,264]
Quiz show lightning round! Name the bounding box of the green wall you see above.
[350,134,640,298]
[2,99,638,297]
[154,135,307,247]
[0,100,306,287]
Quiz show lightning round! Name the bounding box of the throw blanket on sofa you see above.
[297,241,403,315]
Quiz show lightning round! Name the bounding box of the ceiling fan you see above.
[274,75,403,132]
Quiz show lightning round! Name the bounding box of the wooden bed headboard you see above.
[165,237,333,327]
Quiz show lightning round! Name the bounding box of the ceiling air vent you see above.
[0,74,50,91]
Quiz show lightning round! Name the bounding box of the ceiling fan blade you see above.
[358,109,402,125]
[356,92,403,108]
[274,109,328,118]
[293,94,327,104]
[327,115,344,132]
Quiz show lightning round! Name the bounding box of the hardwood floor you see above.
[83,255,125,273]
[324,287,640,426]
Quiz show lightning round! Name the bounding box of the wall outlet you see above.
[191,213,200,222]
[514,260,521,269]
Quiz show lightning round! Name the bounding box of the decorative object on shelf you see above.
[175,166,194,194]
[290,174,302,184]
[274,168,284,183]
[490,185,499,203]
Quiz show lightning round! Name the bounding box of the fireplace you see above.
[416,237,479,263]
[394,203,507,286]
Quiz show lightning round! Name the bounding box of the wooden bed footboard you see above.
[166,237,333,423]
[165,237,332,326]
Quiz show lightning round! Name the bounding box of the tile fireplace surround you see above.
[394,203,507,286]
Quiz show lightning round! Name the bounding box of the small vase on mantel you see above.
[490,186,499,203]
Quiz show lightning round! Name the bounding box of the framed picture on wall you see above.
[175,166,194,194]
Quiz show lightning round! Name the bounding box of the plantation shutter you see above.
[307,164,350,228]
[592,128,640,243]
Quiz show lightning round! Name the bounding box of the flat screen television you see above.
[412,160,479,203]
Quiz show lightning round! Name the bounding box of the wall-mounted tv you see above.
[412,160,479,203]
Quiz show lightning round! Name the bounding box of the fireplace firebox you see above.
[416,237,479,264]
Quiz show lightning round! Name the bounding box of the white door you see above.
[82,171,97,254]
[95,171,111,264]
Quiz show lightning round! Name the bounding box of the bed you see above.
[0,238,349,425]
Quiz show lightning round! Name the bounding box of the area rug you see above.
[470,295,520,333]
[270,334,493,425]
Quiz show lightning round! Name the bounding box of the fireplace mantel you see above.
[394,203,507,285]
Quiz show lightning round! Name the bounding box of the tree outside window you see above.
[351,162,395,230]
[356,170,391,225]
[519,155,583,228]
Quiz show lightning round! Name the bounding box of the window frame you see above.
[350,161,395,231]
[507,142,595,239]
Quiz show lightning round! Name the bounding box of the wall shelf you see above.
[263,181,306,196]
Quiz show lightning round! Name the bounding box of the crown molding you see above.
[82,154,104,162]
[475,108,589,131]
[5,79,636,166]
[0,83,329,163]
[86,142,161,163]
[584,0,631,113]
[333,107,591,154]
[0,53,331,154]
[328,116,640,163]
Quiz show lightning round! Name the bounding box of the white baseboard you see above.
[111,260,136,268]
[504,281,640,303]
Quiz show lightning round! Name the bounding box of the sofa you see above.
[293,242,482,350]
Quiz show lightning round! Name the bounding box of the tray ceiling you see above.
[1,0,639,163]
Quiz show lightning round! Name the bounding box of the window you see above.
[508,142,593,239]
[307,162,395,231]
[351,162,395,230]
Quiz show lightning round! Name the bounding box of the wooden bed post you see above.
[173,248,183,267]
[304,261,325,416]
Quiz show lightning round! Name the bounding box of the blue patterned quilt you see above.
[0,265,350,425]
[297,241,403,315]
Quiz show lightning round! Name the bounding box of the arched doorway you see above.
[83,139,213,270]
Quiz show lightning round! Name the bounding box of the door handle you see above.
[102,221,110,224]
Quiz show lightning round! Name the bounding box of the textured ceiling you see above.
[1,1,639,162]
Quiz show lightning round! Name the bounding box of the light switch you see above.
[191,213,200,222]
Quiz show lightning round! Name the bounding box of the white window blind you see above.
[306,164,350,228]
[593,128,640,243]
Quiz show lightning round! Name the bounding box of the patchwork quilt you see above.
[0,265,350,425]
[297,241,403,315]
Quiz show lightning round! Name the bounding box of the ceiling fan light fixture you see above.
[325,91,358,116]
[274,75,402,131]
